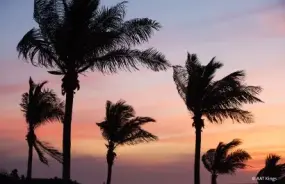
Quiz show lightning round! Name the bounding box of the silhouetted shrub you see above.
[0,178,80,184]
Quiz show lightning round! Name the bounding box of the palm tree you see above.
[17,0,170,179]
[202,139,251,184]
[97,100,158,184]
[172,53,263,184]
[20,77,65,179]
[256,154,285,184]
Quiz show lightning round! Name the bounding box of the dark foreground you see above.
[0,178,80,184]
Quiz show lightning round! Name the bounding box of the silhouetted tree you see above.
[20,77,64,179]
[10,169,20,180]
[17,0,170,179]
[0,170,9,179]
[0,169,21,181]
[202,139,251,184]
[97,100,158,184]
[256,154,285,184]
[172,53,263,184]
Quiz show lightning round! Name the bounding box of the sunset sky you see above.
[1,0,285,184]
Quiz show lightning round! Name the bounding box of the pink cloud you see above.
[256,6,285,37]
[0,83,26,95]
[0,76,64,96]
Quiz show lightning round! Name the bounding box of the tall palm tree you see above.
[256,154,285,184]
[97,100,158,184]
[172,53,263,184]
[20,77,64,179]
[202,139,251,184]
[17,0,170,179]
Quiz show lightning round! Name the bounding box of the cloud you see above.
[0,83,26,95]
[256,4,285,37]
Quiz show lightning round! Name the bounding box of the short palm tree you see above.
[172,53,263,184]
[256,154,285,184]
[97,100,158,184]
[202,139,251,184]
[20,77,64,179]
[17,0,170,179]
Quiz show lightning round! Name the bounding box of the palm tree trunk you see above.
[211,174,217,184]
[194,125,202,184]
[106,145,115,184]
[26,143,33,179]
[193,114,203,184]
[62,90,74,180]
[106,163,113,184]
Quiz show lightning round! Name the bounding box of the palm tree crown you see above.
[20,77,64,165]
[97,100,157,148]
[202,139,251,176]
[256,154,285,183]
[17,0,170,94]
[173,53,263,127]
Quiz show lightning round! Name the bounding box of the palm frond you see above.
[210,70,246,91]
[204,78,263,111]
[223,149,251,174]
[91,1,126,31]
[202,70,262,123]
[91,48,170,73]
[29,77,36,91]
[202,57,223,79]
[20,78,65,128]
[117,18,161,46]
[118,128,158,145]
[34,80,48,96]
[257,154,285,180]
[106,99,135,124]
[227,149,251,163]
[17,28,58,68]
[173,53,262,128]
[223,139,243,152]
[116,116,156,145]
[266,154,281,166]
[215,139,243,164]
[202,149,216,173]
[96,121,111,141]
[20,93,29,122]
[172,65,188,103]
[35,139,63,164]
[98,100,158,147]
[34,93,65,128]
[33,140,49,165]
[185,53,202,74]
[204,108,253,124]
[33,0,64,44]
[98,100,136,141]
[204,139,251,175]
[128,116,156,126]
